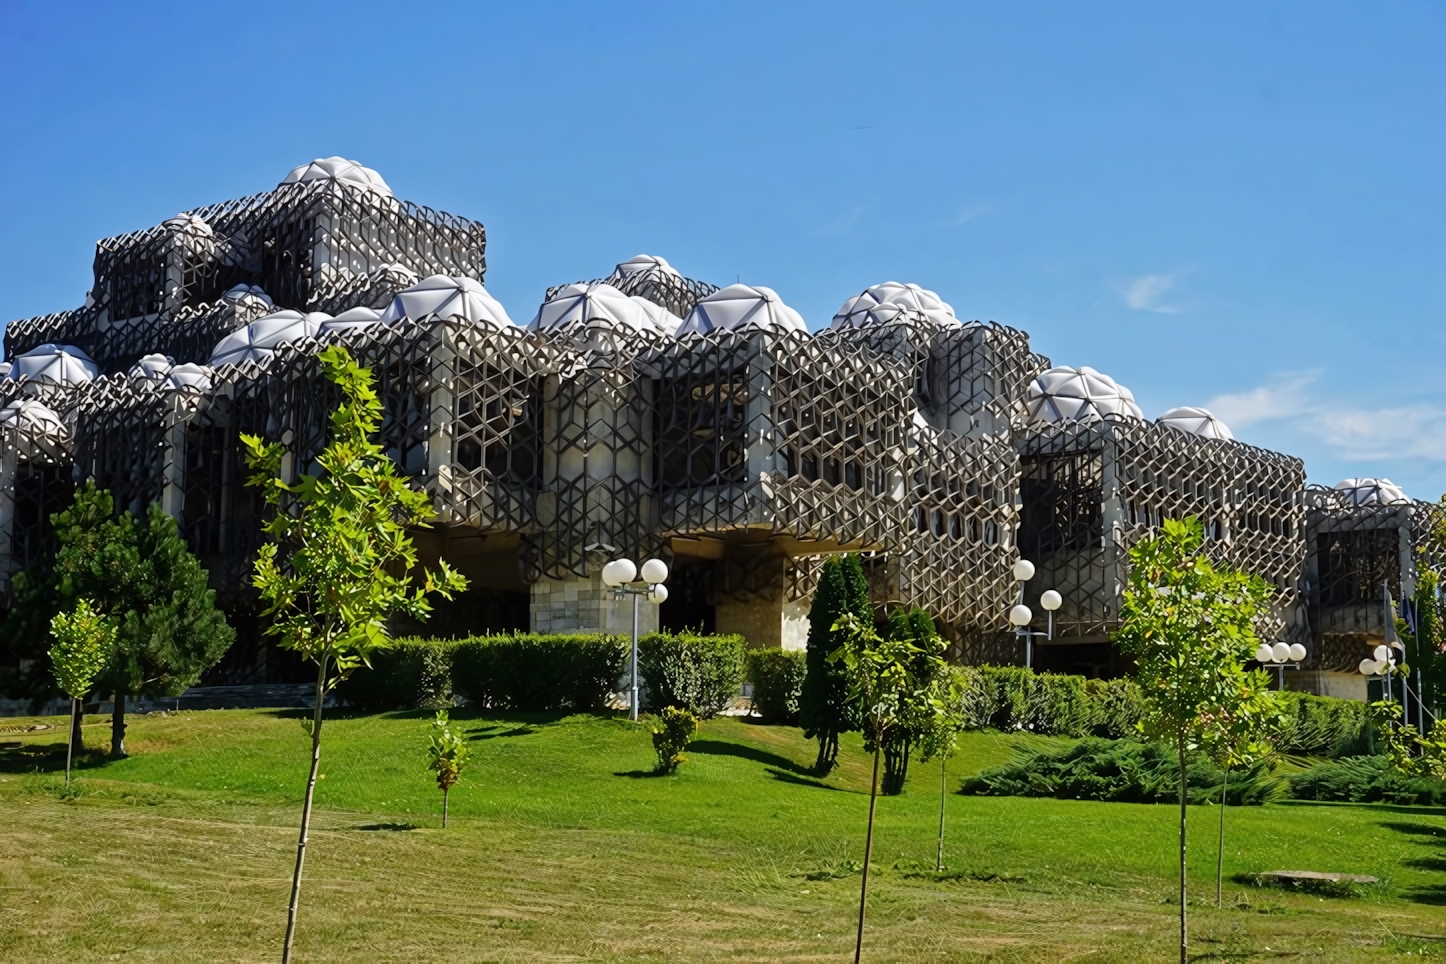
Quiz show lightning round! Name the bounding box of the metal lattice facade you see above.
[1,157,1436,688]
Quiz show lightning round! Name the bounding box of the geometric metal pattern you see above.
[3,157,1436,682]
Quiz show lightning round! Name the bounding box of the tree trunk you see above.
[1178,734,1188,964]
[854,736,882,964]
[814,729,839,775]
[110,688,127,759]
[70,698,84,758]
[936,752,947,872]
[1216,765,1229,908]
[65,697,77,784]
[442,786,449,829]
[282,655,328,964]
[882,731,911,795]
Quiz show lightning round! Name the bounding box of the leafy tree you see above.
[1113,517,1278,964]
[243,345,466,964]
[918,670,966,872]
[1399,568,1442,717]
[800,554,871,774]
[0,481,233,757]
[48,598,115,783]
[830,611,948,964]
[426,709,469,828]
[875,607,949,795]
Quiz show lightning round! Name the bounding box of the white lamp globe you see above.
[648,585,669,605]
[1256,644,1275,664]
[1373,644,1390,662]
[1040,589,1062,612]
[602,559,637,588]
[1359,658,1376,676]
[1011,559,1036,582]
[1288,643,1307,662]
[1271,642,1291,663]
[1008,604,1032,627]
[640,559,670,585]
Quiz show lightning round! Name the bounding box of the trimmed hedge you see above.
[746,649,807,722]
[1274,690,1373,757]
[639,631,747,719]
[956,666,1103,738]
[337,639,456,712]
[452,634,626,711]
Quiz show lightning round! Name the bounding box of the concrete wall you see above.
[530,572,660,636]
[716,593,810,650]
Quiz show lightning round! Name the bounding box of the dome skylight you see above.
[210,310,330,367]
[0,398,66,437]
[1156,406,1234,441]
[380,275,513,328]
[832,281,959,329]
[1334,478,1410,506]
[10,344,100,386]
[530,282,677,335]
[1026,366,1143,424]
[280,157,392,197]
[677,284,808,336]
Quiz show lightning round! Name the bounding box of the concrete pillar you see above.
[529,571,660,636]
[716,593,810,650]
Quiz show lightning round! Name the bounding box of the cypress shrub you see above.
[451,634,626,711]
[639,630,747,719]
[799,554,871,772]
[746,648,807,722]
[1287,755,1446,805]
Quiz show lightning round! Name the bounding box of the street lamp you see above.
[602,557,670,721]
[1358,642,1403,706]
[1255,641,1308,689]
[1007,559,1063,669]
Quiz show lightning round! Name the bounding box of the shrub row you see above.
[954,667,1144,739]
[337,631,748,718]
[962,737,1288,805]
[745,649,808,722]
[1274,690,1374,758]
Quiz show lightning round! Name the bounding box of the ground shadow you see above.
[1401,886,1446,906]
[765,768,848,792]
[1278,800,1446,818]
[466,725,537,741]
[355,822,420,832]
[0,740,111,775]
[687,739,813,776]
[1403,857,1446,872]
[614,769,668,779]
[1379,821,1446,840]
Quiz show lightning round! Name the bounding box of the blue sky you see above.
[2,1,1443,496]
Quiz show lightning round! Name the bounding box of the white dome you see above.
[222,284,274,308]
[209,310,330,367]
[380,275,512,328]
[677,284,808,336]
[1334,478,1410,506]
[831,281,959,329]
[0,399,65,436]
[319,306,385,335]
[613,254,676,278]
[280,157,392,196]
[10,344,99,386]
[0,361,13,378]
[130,353,177,381]
[129,354,212,391]
[162,214,215,238]
[529,282,676,335]
[1157,406,1234,441]
[1026,366,1143,424]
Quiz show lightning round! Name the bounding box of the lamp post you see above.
[1358,643,1401,707]
[601,557,670,722]
[1255,641,1308,690]
[1007,559,1063,669]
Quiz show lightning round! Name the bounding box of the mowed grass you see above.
[3,709,1446,962]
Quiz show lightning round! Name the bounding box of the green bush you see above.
[639,631,747,719]
[1085,677,1145,739]
[746,649,807,722]
[1287,755,1446,805]
[651,706,700,773]
[1274,691,1374,757]
[955,665,1095,737]
[337,639,457,712]
[451,634,626,711]
[963,737,1287,805]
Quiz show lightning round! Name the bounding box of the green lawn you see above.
[3,708,1446,962]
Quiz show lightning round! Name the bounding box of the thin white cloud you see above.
[1205,372,1317,428]
[816,203,870,237]
[1205,371,1446,468]
[1122,273,1182,314]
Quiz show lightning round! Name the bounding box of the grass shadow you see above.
[1379,821,1446,840]
[355,822,420,832]
[1277,800,1446,818]
[1401,886,1446,906]
[614,769,667,779]
[466,725,537,742]
[0,740,111,775]
[687,739,813,776]
[765,768,848,792]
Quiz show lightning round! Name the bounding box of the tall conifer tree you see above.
[800,553,871,773]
